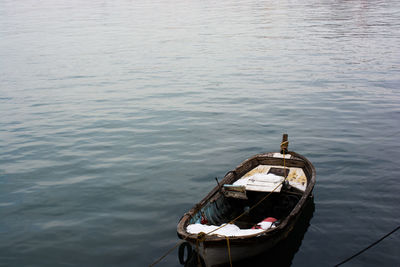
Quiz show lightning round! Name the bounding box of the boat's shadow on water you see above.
[179,198,315,267]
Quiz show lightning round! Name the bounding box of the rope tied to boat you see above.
[225,236,233,267]
[280,134,289,154]
[196,232,206,242]
[193,232,207,267]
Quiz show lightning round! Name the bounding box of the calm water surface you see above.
[1,0,399,266]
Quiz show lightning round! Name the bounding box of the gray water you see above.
[1,0,399,266]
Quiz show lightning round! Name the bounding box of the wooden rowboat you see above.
[177,135,316,266]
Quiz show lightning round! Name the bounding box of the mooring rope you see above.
[149,241,184,267]
[334,225,400,266]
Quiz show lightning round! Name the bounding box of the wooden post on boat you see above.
[280,134,289,154]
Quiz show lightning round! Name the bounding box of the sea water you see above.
[0,0,399,266]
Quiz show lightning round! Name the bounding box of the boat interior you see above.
[188,164,308,230]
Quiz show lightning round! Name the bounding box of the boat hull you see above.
[177,150,316,266]
[193,235,281,267]
[189,204,303,267]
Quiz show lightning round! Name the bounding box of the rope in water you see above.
[149,148,289,267]
[149,241,184,267]
[334,225,400,266]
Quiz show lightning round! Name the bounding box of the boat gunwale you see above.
[177,151,316,243]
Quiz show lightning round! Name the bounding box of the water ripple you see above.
[1,0,400,266]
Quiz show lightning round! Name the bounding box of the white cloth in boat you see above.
[233,173,284,192]
[186,222,275,237]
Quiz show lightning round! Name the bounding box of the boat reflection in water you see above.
[178,198,315,267]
